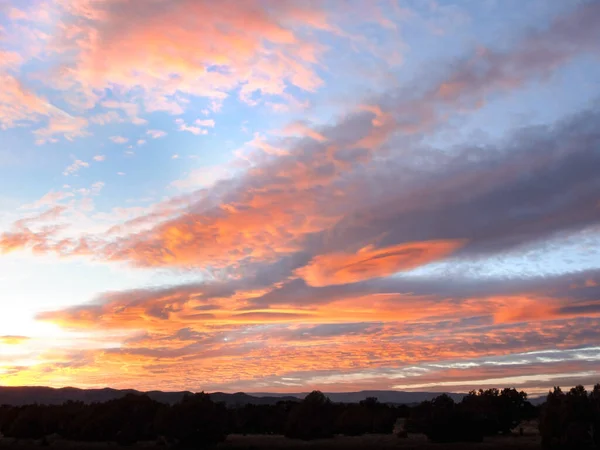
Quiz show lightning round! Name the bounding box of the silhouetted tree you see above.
[590,384,600,449]
[540,385,596,450]
[5,405,47,439]
[157,393,227,449]
[229,401,294,435]
[284,391,335,440]
[407,394,484,443]
[404,400,432,433]
[461,387,529,435]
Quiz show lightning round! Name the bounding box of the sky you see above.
[0,0,599,396]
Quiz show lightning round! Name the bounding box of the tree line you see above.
[0,384,598,448]
[405,387,536,442]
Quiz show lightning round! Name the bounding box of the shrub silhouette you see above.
[335,404,372,436]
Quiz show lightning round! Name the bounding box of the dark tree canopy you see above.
[540,384,600,450]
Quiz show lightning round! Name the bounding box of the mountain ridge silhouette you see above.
[0,386,473,406]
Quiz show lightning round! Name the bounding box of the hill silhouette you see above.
[0,386,464,406]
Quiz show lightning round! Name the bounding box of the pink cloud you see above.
[14,206,68,229]
[0,75,53,129]
[0,50,23,69]
[283,121,327,142]
[21,190,74,210]
[48,0,333,116]
[34,115,89,144]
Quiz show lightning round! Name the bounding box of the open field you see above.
[0,433,542,450]
[218,433,541,449]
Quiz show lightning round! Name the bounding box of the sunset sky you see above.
[1,0,600,395]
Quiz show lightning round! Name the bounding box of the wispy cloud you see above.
[175,119,206,136]
[146,129,167,139]
[62,159,89,176]
[109,136,129,144]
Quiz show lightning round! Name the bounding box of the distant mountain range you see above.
[0,386,469,407]
[248,390,466,405]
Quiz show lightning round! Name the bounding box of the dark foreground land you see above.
[219,433,541,449]
[2,384,599,449]
[0,433,542,450]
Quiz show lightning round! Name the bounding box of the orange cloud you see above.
[9,314,600,393]
[491,296,560,324]
[20,266,600,392]
[0,227,60,254]
[0,336,30,345]
[103,170,343,268]
[492,295,600,325]
[296,240,465,287]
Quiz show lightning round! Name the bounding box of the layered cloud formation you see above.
[1,0,599,394]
